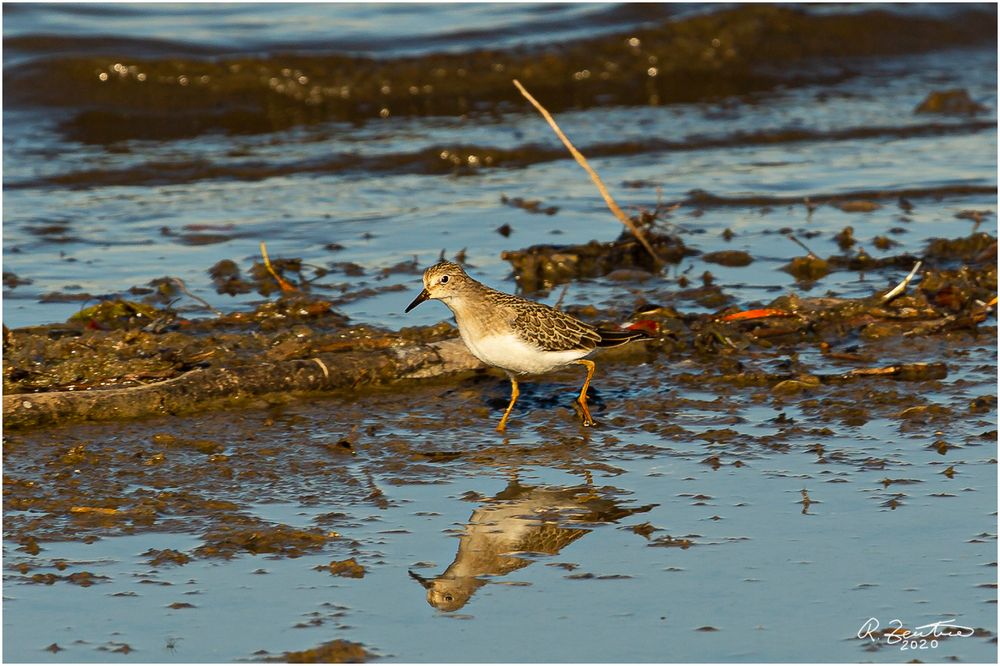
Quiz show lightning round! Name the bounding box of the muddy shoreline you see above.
[5,227,995,428]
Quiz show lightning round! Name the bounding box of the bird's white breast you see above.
[459,329,589,375]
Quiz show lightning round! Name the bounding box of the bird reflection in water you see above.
[409,475,655,611]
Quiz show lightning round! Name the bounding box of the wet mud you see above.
[4,230,994,431]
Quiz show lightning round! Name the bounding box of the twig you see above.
[259,241,297,292]
[552,283,571,311]
[786,234,817,258]
[512,79,662,267]
[170,278,223,316]
[880,260,922,304]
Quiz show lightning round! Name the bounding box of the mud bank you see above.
[4,231,995,431]
[6,5,994,144]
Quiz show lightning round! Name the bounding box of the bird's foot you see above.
[573,400,597,427]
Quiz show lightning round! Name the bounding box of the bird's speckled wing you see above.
[508,523,590,556]
[494,293,601,352]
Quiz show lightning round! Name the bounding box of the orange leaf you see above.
[624,319,659,335]
[720,308,793,322]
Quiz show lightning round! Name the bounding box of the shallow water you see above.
[2,3,998,663]
[4,330,997,661]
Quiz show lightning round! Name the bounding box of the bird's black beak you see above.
[408,569,433,589]
[404,288,430,313]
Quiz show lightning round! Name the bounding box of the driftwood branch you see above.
[512,79,662,267]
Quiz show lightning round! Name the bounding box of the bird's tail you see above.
[595,328,651,348]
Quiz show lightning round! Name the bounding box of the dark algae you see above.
[6,6,994,144]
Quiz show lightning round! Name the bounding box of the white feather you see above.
[459,330,589,375]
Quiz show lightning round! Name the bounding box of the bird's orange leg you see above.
[496,376,520,432]
[573,359,596,427]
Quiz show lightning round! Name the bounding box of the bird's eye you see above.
[444,594,454,602]
[439,275,450,284]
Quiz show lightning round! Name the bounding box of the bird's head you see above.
[408,569,481,611]
[404,260,471,312]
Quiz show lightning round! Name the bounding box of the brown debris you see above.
[502,230,694,292]
[836,200,882,213]
[318,558,366,578]
[629,522,658,539]
[209,259,254,295]
[915,88,987,115]
[145,548,192,567]
[648,535,695,549]
[783,255,830,281]
[501,195,558,216]
[195,520,333,559]
[264,639,370,663]
[834,226,856,249]
[703,250,753,267]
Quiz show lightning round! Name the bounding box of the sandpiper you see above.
[405,260,648,431]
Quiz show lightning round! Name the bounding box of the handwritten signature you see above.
[858,617,975,650]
